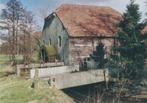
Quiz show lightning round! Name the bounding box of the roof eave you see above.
[68,34,115,38]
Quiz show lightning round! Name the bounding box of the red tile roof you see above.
[143,26,147,35]
[55,4,122,37]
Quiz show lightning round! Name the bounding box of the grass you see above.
[0,62,74,103]
[0,76,75,103]
[0,65,14,77]
[0,55,10,62]
[0,54,39,77]
[0,55,23,63]
[0,54,74,103]
[0,54,39,64]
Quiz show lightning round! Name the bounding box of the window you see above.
[58,36,61,47]
[43,40,45,44]
[49,38,51,45]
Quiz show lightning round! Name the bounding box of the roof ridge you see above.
[55,3,116,12]
[51,4,122,37]
[55,4,121,16]
[57,3,113,9]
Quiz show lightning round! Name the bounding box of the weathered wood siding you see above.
[41,14,69,65]
[69,38,114,65]
[41,14,115,65]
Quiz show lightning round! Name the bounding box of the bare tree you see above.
[21,10,35,63]
[1,0,24,64]
[1,0,36,64]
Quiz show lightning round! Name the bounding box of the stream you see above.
[63,82,146,103]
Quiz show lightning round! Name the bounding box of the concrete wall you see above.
[30,65,79,78]
[41,13,69,65]
[46,69,109,89]
[69,38,114,65]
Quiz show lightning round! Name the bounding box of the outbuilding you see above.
[41,4,122,65]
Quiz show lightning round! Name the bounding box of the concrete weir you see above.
[16,63,109,89]
[30,65,79,78]
[44,69,109,89]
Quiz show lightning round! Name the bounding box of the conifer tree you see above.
[108,0,146,80]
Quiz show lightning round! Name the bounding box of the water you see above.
[63,83,144,103]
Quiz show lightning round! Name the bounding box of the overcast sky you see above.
[0,0,147,28]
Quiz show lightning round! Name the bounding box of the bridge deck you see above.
[44,69,109,89]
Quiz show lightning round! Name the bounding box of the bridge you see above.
[17,63,109,89]
[43,69,109,89]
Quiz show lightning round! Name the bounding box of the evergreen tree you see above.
[90,42,105,68]
[108,0,146,80]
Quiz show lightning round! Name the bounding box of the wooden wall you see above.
[68,37,115,65]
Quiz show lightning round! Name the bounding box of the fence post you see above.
[103,69,108,89]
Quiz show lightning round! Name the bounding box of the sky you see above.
[0,0,147,29]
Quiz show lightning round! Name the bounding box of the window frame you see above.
[49,38,51,45]
[58,36,61,47]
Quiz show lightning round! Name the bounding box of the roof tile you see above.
[55,4,122,37]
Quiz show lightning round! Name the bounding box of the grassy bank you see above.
[0,76,75,103]
[0,57,74,103]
